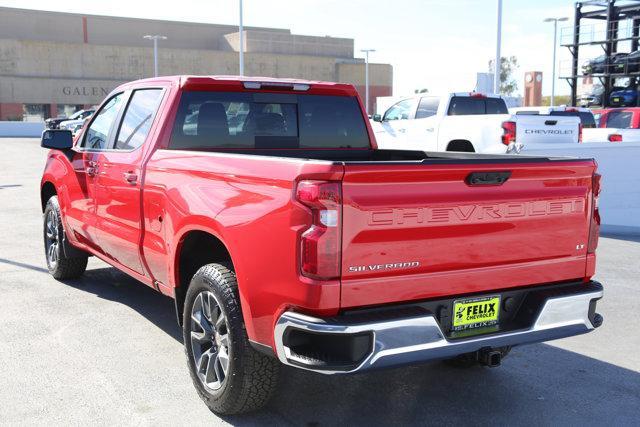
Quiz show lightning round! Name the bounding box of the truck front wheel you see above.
[183,264,280,414]
[43,196,88,279]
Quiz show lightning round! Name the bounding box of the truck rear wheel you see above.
[183,264,280,414]
[43,196,88,279]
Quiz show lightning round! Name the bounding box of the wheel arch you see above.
[40,181,57,212]
[173,228,239,328]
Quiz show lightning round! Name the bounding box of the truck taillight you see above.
[588,173,601,253]
[502,121,516,146]
[296,180,342,280]
[578,123,583,143]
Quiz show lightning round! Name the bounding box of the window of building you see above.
[23,104,51,122]
[56,104,84,118]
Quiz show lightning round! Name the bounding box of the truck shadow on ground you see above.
[59,264,640,426]
[62,265,182,341]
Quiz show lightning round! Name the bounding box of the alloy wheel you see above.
[45,209,59,268]
[190,291,231,391]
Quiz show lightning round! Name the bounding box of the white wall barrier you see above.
[0,121,44,137]
[523,142,640,236]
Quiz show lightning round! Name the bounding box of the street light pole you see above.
[143,35,167,77]
[544,17,569,106]
[239,0,244,76]
[360,49,376,115]
[494,0,502,95]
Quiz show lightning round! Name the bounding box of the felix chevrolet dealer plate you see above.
[452,295,501,331]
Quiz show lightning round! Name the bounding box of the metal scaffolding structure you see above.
[563,0,640,106]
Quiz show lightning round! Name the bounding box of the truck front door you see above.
[66,93,127,251]
[375,98,416,149]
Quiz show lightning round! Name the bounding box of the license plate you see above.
[613,97,621,102]
[452,295,500,331]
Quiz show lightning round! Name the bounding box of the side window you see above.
[384,99,415,121]
[114,89,164,151]
[82,93,125,150]
[415,97,439,119]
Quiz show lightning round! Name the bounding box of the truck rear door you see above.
[339,158,596,308]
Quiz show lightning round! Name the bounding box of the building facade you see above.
[0,7,392,120]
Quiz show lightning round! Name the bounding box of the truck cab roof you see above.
[113,75,359,97]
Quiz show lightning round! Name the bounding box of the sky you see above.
[0,0,608,97]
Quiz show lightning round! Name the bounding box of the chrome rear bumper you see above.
[274,282,603,374]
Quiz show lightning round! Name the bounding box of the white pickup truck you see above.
[372,93,520,153]
[372,93,583,154]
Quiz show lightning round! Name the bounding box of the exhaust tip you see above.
[592,313,604,328]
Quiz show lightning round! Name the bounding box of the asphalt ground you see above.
[0,138,638,426]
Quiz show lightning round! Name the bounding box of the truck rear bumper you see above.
[273,281,603,374]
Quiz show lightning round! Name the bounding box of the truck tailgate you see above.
[340,159,595,308]
[516,115,580,145]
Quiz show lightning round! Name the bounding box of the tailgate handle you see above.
[545,120,558,125]
[466,171,511,186]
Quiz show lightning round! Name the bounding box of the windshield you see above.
[170,91,370,150]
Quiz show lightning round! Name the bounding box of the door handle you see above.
[85,160,98,177]
[398,128,407,133]
[123,172,138,185]
[426,127,434,132]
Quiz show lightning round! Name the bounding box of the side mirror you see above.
[372,114,383,122]
[41,129,73,150]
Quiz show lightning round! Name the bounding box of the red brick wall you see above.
[49,104,58,119]
[0,103,23,121]
[353,85,392,115]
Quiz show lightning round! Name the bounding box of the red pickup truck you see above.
[40,76,604,414]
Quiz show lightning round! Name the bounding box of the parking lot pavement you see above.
[0,137,638,426]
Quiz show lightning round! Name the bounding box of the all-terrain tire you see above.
[183,263,280,415]
[43,196,88,279]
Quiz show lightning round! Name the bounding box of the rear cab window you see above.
[447,96,508,115]
[549,110,597,128]
[169,92,370,150]
[605,111,633,128]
